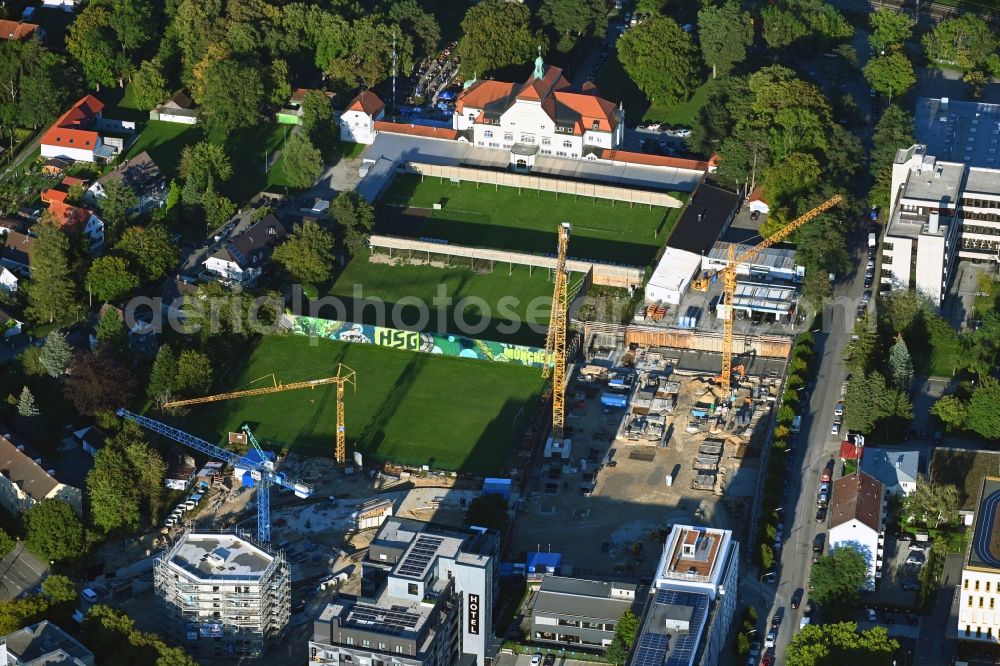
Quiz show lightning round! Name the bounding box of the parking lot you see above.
[866,536,925,608]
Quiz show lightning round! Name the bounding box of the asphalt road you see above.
[0,542,47,601]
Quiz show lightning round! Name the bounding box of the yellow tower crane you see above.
[162,364,357,464]
[542,223,571,449]
[691,195,843,394]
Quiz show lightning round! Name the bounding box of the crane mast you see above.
[543,223,571,445]
[163,365,357,464]
[691,195,843,394]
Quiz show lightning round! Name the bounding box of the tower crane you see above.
[691,195,843,395]
[542,223,571,453]
[117,409,313,543]
[163,365,357,464]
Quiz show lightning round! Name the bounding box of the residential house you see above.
[453,54,624,170]
[0,19,44,41]
[0,229,34,275]
[340,90,385,144]
[41,0,77,12]
[0,266,17,293]
[40,96,109,162]
[149,91,198,124]
[91,304,157,355]
[747,187,770,215]
[0,306,22,338]
[531,576,639,650]
[203,214,288,285]
[45,201,105,248]
[161,276,199,323]
[72,426,107,457]
[828,471,886,591]
[0,621,95,666]
[86,151,165,213]
[279,88,333,125]
[860,448,919,496]
[0,431,83,516]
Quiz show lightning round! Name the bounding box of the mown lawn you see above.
[377,173,678,265]
[176,335,544,474]
[596,53,717,127]
[321,251,565,346]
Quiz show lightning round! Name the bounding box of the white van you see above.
[791,415,802,433]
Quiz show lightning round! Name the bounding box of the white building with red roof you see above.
[453,52,624,170]
[340,90,386,145]
[40,95,108,162]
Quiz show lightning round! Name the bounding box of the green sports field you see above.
[180,335,544,474]
[377,174,680,265]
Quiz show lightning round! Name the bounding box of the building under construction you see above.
[153,530,290,659]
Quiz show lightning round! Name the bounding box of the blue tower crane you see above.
[117,409,313,543]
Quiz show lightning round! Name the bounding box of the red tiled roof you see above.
[60,176,86,187]
[347,90,385,116]
[40,189,68,204]
[830,471,884,533]
[596,149,710,171]
[516,65,570,101]
[553,91,617,133]
[0,20,40,40]
[40,95,104,152]
[839,440,863,461]
[290,88,333,103]
[455,80,516,114]
[46,202,94,231]
[748,186,767,203]
[373,121,458,140]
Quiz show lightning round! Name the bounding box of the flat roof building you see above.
[703,241,802,284]
[0,621,94,665]
[310,517,499,666]
[915,98,1000,170]
[630,525,739,666]
[667,185,741,256]
[154,530,290,659]
[531,576,639,651]
[883,143,1000,308]
[956,476,1000,645]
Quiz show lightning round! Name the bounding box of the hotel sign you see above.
[467,593,480,635]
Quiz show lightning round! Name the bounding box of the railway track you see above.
[826,0,999,26]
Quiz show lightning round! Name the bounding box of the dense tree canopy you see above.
[697,1,753,79]
[87,422,165,533]
[114,225,180,282]
[922,15,996,73]
[87,256,140,303]
[863,52,916,100]
[761,0,852,51]
[902,478,958,528]
[539,0,607,52]
[23,500,86,563]
[24,225,77,325]
[786,622,898,665]
[868,9,914,53]
[282,132,324,189]
[809,547,869,614]
[844,371,912,434]
[330,192,375,256]
[457,0,544,78]
[617,17,699,110]
[870,106,915,207]
[273,219,336,285]
[64,351,138,416]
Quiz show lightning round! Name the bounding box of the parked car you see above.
[830,422,841,436]
[816,506,828,523]
[748,641,762,663]
[906,551,926,566]
[791,588,804,609]
[764,629,777,649]
[81,588,99,603]
[817,492,829,506]
[902,579,921,591]
[761,650,774,666]
[762,571,777,583]
[771,607,784,629]
[864,275,874,289]
[543,655,556,666]
[813,532,826,554]
[866,607,877,621]
[531,654,542,666]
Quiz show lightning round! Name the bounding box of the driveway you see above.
[915,553,962,666]
[0,542,47,601]
[305,155,364,202]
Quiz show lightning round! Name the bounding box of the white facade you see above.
[0,266,16,292]
[958,568,1000,643]
[203,255,253,284]
[158,110,197,124]
[646,247,702,305]
[81,212,105,246]
[828,519,881,590]
[40,142,98,163]
[340,109,378,144]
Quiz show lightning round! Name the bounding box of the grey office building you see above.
[309,517,499,666]
[531,576,639,650]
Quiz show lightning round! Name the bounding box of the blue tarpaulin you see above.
[601,392,628,409]
[526,551,562,574]
[483,477,512,499]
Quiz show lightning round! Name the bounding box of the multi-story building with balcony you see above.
[154,530,290,659]
[309,517,499,666]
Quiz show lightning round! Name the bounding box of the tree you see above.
[617,17,699,109]
[0,596,49,635]
[809,547,869,612]
[40,331,72,378]
[844,371,912,434]
[387,0,441,59]
[273,219,335,285]
[869,8,914,53]
[98,178,139,234]
[180,142,232,204]
[329,192,375,256]
[922,15,996,72]
[41,575,76,606]
[114,225,180,283]
[870,105,915,207]
[539,0,607,52]
[464,494,508,530]
[763,152,821,206]
[845,312,878,373]
[888,336,914,392]
[0,528,13,559]
[94,306,128,353]
[131,59,169,110]
[174,349,213,398]
[282,132,324,189]
[88,423,165,533]
[697,1,753,79]
[23,499,86,563]
[966,377,1000,440]
[87,256,139,303]
[66,4,129,90]
[326,16,414,90]
[195,58,264,133]
[457,0,544,77]
[786,622,898,665]
[761,0,851,50]
[930,395,968,431]
[301,90,334,147]
[64,351,138,416]
[16,386,38,418]
[761,6,808,50]
[24,224,76,325]
[201,184,236,230]
[863,52,915,101]
[266,59,292,107]
[604,609,639,664]
[148,346,178,404]
[902,477,958,528]
[108,0,155,56]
